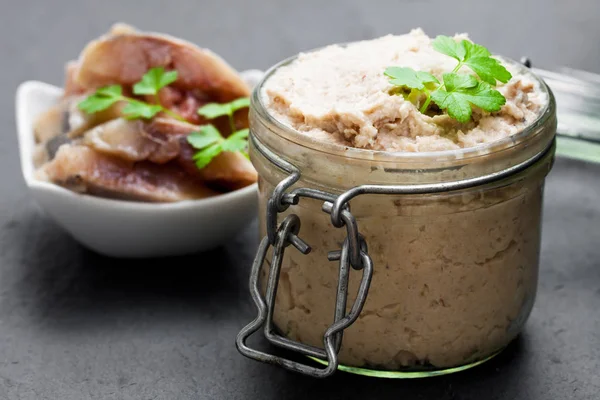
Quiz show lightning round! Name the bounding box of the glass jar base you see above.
[308,349,503,379]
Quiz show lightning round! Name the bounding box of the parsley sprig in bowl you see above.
[80,66,254,181]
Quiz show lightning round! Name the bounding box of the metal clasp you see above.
[236,214,373,378]
[236,135,374,378]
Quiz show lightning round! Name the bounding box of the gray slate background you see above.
[1,0,599,399]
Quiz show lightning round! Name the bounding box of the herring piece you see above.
[34,95,125,144]
[145,118,258,191]
[74,24,250,103]
[181,144,257,192]
[82,117,257,191]
[82,118,180,164]
[33,99,70,143]
[64,61,86,97]
[40,144,218,202]
[45,134,73,161]
[66,96,126,138]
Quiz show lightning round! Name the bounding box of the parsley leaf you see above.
[432,36,512,85]
[222,128,249,152]
[133,67,178,95]
[188,99,251,169]
[442,73,478,91]
[197,103,233,119]
[432,35,466,61]
[462,41,491,59]
[227,128,250,141]
[193,98,251,168]
[198,97,251,120]
[430,90,473,123]
[96,85,123,97]
[121,101,163,120]
[78,96,119,114]
[431,75,506,123]
[463,56,512,85]
[230,97,251,112]
[385,35,512,123]
[78,85,122,113]
[187,125,222,149]
[384,67,439,90]
[458,81,506,112]
[187,124,250,168]
[79,68,189,123]
[193,142,223,169]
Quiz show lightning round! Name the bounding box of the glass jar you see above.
[237,55,557,378]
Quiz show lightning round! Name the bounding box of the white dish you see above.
[15,69,264,258]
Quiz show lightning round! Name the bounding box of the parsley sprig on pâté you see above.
[384,35,512,123]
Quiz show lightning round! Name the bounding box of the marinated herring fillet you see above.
[34,24,257,200]
[75,24,249,101]
[40,145,218,202]
[72,24,250,126]
[83,118,257,191]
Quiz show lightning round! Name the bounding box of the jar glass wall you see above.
[245,55,557,377]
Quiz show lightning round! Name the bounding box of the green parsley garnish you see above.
[78,67,251,170]
[186,100,250,169]
[78,67,185,122]
[133,67,178,96]
[384,35,512,123]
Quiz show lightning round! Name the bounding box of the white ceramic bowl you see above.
[15,70,264,258]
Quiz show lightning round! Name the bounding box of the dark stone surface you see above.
[1,1,599,398]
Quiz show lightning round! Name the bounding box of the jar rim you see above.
[251,47,556,164]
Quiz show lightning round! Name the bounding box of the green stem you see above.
[451,61,464,74]
[118,95,187,122]
[152,92,187,122]
[118,95,135,104]
[420,93,432,114]
[161,108,187,122]
[227,113,236,135]
[419,61,460,114]
[422,75,452,113]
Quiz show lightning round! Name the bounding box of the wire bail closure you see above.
[236,134,374,378]
[236,133,554,378]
